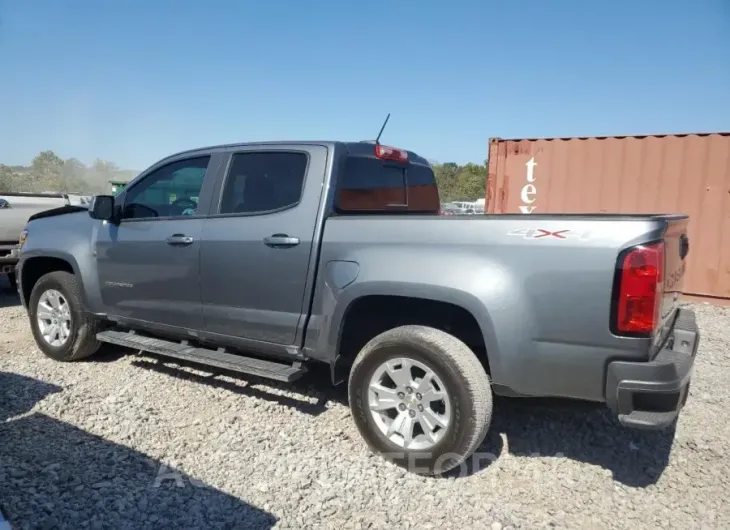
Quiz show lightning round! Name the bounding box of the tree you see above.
[92,158,120,178]
[432,161,486,203]
[455,163,486,201]
[61,158,89,192]
[62,157,86,177]
[31,150,64,191]
[433,162,459,200]
[0,164,14,192]
[31,150,64,174]
[0,152,132,194]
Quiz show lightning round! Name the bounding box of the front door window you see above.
[122,156,210,220]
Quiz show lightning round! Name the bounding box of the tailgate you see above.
[657,217,690,343]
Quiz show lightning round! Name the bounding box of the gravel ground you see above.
[1,280,729,529]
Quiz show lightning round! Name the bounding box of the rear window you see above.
[336,156,440,213]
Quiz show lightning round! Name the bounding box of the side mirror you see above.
[89,195,116,222]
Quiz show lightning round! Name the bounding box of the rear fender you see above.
[320,281,504,384]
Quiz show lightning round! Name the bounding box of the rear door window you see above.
[336,156,439,213]
[218,151,308,215]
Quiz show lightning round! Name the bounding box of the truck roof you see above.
[158,141,432,167]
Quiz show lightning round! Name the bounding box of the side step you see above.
[96,330,307,383]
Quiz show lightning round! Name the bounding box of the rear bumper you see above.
[605,308,699,429]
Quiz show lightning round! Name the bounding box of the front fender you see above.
[18,213,103,313]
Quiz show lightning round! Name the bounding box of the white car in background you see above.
[449,200,484,214]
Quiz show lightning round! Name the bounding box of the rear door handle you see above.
[263,234,300,248]
[166,234,195,246]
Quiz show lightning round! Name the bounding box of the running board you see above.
[96,330,306,382]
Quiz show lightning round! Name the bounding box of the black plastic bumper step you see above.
[617,410,678,430]
[96,330,306,382]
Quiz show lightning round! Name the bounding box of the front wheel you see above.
[28,271,103,362]
[348,325,493,476]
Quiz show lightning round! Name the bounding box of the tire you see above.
[28,271,103,362]
[348,325,492,476]
[6,272,17,291]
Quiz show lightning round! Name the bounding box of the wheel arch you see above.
[328,282,502,385]
[19,253,83,309]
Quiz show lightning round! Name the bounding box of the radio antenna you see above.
[374,113,391,145]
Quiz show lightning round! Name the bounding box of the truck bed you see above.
[318,212,688,401]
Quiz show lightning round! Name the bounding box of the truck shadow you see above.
[0,371,63,421]
[0,371,277,529]
[129,356,672,488]
[467,396,675,488]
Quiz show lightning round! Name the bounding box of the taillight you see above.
[375,144,408,162]
[614,241,664,335]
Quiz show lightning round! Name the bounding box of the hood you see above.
[27,204,89,222]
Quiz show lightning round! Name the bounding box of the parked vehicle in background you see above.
[450,201,474,211]
[15,140,699,475]
[446,200,485,214]
[66,194,93,207]
[0,192,70,289]
[440,203,463,215]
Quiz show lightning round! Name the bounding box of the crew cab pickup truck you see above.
[15,141,699,475]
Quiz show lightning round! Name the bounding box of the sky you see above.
[0,0,728,170]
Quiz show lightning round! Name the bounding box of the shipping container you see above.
[486,133,730,299]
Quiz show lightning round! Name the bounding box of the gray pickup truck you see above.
[15,141,699,475]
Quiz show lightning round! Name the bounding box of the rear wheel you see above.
[348,325,492,476]
[28,271,103,362]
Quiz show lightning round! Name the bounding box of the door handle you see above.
[166,234,195,246]
[263,234,300,248]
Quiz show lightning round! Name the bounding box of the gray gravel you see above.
[1,281,729,529]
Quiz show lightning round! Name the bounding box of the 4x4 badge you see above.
[507,228,592,241]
